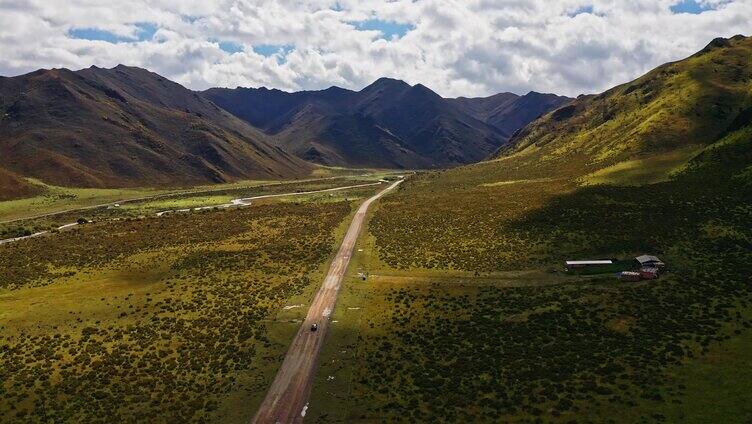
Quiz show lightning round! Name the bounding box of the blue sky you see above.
[350,19,414,39]
[670,0,723,14]
[569,6,595,17]
[69,22,157,43]
[252,44,295,64]
[219,41,243,54]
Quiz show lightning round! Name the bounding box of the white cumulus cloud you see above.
[0,0,750,97]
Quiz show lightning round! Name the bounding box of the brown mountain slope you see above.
[0,65,309,193]
[0,167,41,200]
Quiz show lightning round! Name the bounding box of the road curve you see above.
[252,179,403,424]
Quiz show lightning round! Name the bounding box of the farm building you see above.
[620,271,642,282]
[635,255,666,269]
[640,267,660,280]
[565,260,613,271]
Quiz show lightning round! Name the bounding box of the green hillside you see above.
[507,35,752,168]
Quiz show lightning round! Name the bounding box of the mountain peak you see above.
[408,83,443,101]
[364,77,411,91]
[698,34,749,55]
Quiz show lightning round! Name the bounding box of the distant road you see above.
[155,181,383,217]
[0,222,81,246]
[0,175,363,225]
[252,178,402,424]
[0,180,386,246]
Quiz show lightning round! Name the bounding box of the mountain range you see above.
[204,80,571,168]
[0,65,309,193]
[0,66,570,198]
[12,35,748,198]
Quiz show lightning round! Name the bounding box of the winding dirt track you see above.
[252,179,402,424]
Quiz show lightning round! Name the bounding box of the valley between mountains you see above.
[1,35,751,423]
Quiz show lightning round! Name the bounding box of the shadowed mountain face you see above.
[203,79,571,169]
[0,65,309,191]
[448,91,572,137]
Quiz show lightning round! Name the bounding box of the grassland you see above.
[0,180,169,223]
[0,173,393,240]
[0,166,395,224]
[305,122,752,422]
[578,145,703,186]
[0,180,385,423]
[308,275,751,423]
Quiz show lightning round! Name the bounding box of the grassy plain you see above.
[0,165,393,224]
[307,126,752,422]
[0,181,384,423]
[0,181,168,222]
[0,174,393,240]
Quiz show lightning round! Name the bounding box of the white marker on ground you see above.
[283,304,304,310]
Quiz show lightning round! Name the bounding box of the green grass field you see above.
[0,173,397,240]
[0,181,169,222]
[3,135,750,423]
[309,274,752,423]
[0,181,385,423]
[305,126,752,422]
[578,145,704,186]
[0,168,396,224]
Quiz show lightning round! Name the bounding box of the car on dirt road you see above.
[311,323,318,332]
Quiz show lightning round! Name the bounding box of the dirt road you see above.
[252,179,402,424]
